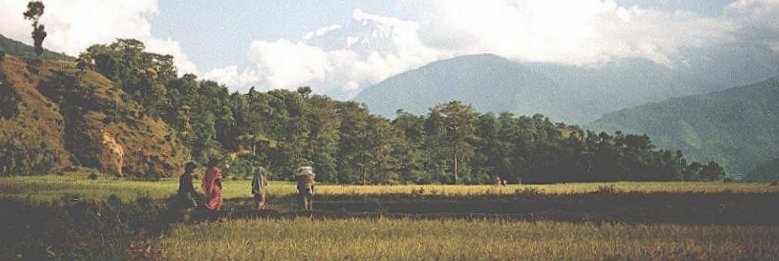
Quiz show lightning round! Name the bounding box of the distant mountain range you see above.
[590,77,779,181]
[0,34,73,61]
[354,54,576,121]
[354,54,722,123]
[354,45,779,124]
[353,45,779,181]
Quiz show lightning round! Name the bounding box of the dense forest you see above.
[1,39,725,184]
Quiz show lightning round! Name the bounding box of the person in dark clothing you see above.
[176,162,200,219]
[178,162,198,196]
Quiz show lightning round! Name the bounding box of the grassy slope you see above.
[0,56,74,164]
[0,55,189,176]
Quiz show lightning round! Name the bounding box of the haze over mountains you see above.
[354,42,779,181]
[354,43,779,124]
[591,77,779,181]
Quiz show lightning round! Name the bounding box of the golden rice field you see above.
[156,218,779,260]
[2,173,777,203]
[3,173,779,260]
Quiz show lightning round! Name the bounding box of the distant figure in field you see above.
[251,165,269,209]
[296,166,315,210]
[202,158,224,212]
[495,176,502,186]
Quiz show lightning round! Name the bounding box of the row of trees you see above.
[69,39,724,184]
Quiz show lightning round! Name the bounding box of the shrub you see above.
[0,140,57,176]
[0,194,175,260]
[0,81,21,119]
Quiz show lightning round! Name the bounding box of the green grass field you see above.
[2,174,777,203]
[2,174,779,260]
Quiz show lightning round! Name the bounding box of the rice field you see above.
[2,173,777,203]
[156,218,779,260]
[2,173,779,260]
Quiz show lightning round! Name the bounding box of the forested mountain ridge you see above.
[355,46,779,125]
[0,34,72,61]
[0,38,724,184]
[354,54,724,123]
[590,76,779,181]
[353,54,575,122]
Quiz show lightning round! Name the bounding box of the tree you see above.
[700,161,725,181]
[297,86,312,98]
[336,102,371,184]
[23,1,47,60]
[471,113,500,184]
[427,101,479,184]
[392,110,426,183]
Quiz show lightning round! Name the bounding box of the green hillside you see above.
[0,34,73,61]
[590,77,779,181]
[0,54,188,178]
[1,37,722,184]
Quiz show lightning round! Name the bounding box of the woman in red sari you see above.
[202,158,223,211]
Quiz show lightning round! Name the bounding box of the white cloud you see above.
[205,8,442,98]
[0,0,197,74]
[202,65,260,87]
[302,24,343,41]
[413,0,736,65]
[724,0,779,49]
[249,39,331,88]
[726,0,779,22]
[179,0,779,98]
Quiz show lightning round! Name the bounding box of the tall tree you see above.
[428,101,479,184]
[23,0,47,60]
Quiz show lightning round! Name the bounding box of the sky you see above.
[1,0,778,99]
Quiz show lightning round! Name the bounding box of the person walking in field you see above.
[296,166,315,210]
[251,165,269,209]
[179,162,198,195]
[176,162,202,221]
[202,158,224,212]
[178,162,200,207]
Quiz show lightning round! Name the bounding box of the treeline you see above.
[66,39,723,184]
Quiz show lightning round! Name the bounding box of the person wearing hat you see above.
[251,165,269,210]
[202,157,224,212]
[295,166,315,210]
